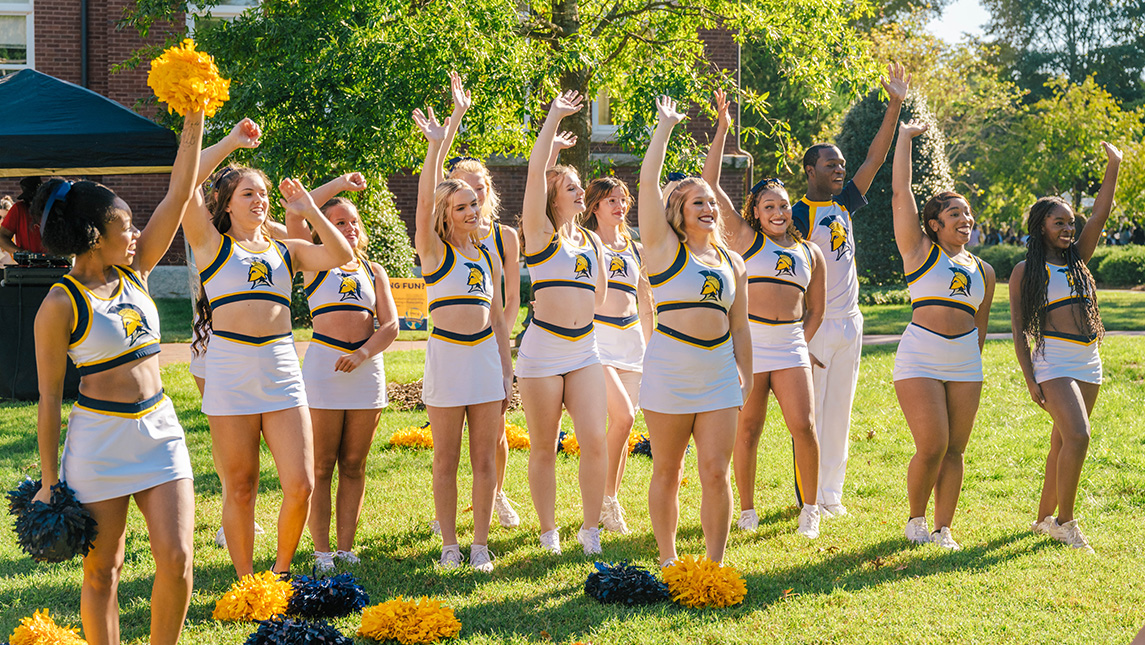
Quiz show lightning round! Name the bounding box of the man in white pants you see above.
[791,63,910,517]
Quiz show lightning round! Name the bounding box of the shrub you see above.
[1087,245,1116,279]
[972,244,1026,280]
[858,286,910,305]
[1095,245,1145,286]
[361,185,415,279]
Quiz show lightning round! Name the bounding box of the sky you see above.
[927,0,992,43]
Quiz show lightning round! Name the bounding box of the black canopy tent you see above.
[0,69,177,177]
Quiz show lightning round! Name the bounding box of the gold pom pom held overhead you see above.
[147,38,230,117]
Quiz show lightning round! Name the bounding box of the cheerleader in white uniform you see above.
[440,72,523,528]
[413,104,513,571]
[32,109,204,645]
[1010,142,1122,553]
[640,96,752,566]
[703,92,827,538]
[287,186,400,571]
[184,123,355,577]
[891,121,996,550]
[516,91,611,556]
[577,176,652,534]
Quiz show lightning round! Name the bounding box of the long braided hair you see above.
[1019,196,1104,355]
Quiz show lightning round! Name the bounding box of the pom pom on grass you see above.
[389,422,433,449]
[358,596,461,644]
[7,479,98,563]
[662,555,747,608]
[584,561,669,606]
[213,571,293,622]
[505,424,530,450]
[8,609,86,645]
[243,617,351,645]
[287,572,369,619]
[630,433,651,457]
[557,430,580,456]
[147,38,230,116]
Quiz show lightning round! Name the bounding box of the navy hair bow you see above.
[750,177,784,194]
[446,156,480,171]
[666,172,687,182]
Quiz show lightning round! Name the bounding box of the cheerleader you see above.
[285,181,400,570]
[1010,142,1121,553]
[32,110,203,645]
[516,91,610,555]
[891,120,995,550]
[184,130,355,577]
[640,96,752,566]
[439,72,523,528]
[703,92,827,538]
[578,176,652,534]
[412,105,513,571]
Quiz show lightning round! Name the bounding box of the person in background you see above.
[0,177,47,257]
[0,195,12,265]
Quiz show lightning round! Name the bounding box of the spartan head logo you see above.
[109,303,153,344]
[338,273,362,301]
[699,270,724,302]
[1057,267,1076,290]
[948,267,972,297]
[464,262,489,294]
[773,250,796,277]
[820,216,849,260]
[574,252,593,279]
[246,258,273,288]
[608,253,628,278]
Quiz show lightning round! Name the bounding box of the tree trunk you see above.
[552,0,591,179]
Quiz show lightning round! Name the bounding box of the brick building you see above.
[2,2,752,280]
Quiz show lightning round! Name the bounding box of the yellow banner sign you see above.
[389,277,428,331]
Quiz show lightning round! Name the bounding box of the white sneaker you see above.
[577,526,602,555]
[905,517,930,544]
[660,557,678,569]
[335,550,360,564]
[430,520,441,537]
[314,551,335,573]
[737,509,759,532]
[1031,515,1056,535]
[470,544,495,572]
[931,526,961,550]
[493,492,521,528]
[439,544,463,569]
[214,526,227,548]
[1050,518,1095,553]
[821,504,849,519]
[254,521,265,535]
[600,497,630,534]
[797,504,821,539]
[539,529,562,554]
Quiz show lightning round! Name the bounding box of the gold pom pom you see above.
[662,555,747,608]
[560,431,580,456]
[212,571,293,621]
[627,431,641,452]
[9,610,86,645]
[505,424,530,450]
[389,422,434,449]
[358,596,462,644]
[147,38,230,117]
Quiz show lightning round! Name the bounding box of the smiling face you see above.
[551,170,585,220]
[1040,202,1076,252]
[928,197,974,246]
[593,186,629,228]
[324,202,363,251]
[807,146,846,196]
[672,182,719,241]
[448,186,480,236]
[752,186,793,237]
[97,199,140,265]
[226,174,270,230]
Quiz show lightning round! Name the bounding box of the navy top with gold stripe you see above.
[304,255,376,317]
[200,234,294,310]
[524,227,600,293]
[905,244,985,316]
[51,266,161,376]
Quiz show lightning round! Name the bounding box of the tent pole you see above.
[80,0,88,88]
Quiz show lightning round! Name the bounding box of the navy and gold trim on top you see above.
[54,276,93,347]
[423,244,456,285]
[656,300,727,315]
[748,276,807,292]
[523,232,561,266]
[741,232,765,262]
[910,297,977,316]
[905,245,941,285]
[649,244,687,287]
[199,235,234,284]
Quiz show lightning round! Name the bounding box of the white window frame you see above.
[186,2,260,33]
[591,88,619,142]
[0,2,34,73]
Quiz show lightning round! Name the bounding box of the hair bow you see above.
[40,181,74,232]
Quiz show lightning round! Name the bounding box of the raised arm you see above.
[701,90,739,225]
[440,71,472,171]
[638,96,687,257]
[286,172,367,241]
[279,178,354,272]
[546,131,577,169]
[1077,142,1123,262]
[197,118,261,186]
[522,91,583,248]
[851,63,909,195]
[134,110,205,274]
[891,120,932,263]
[412,107,449,267]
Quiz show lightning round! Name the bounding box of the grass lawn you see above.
[3,339,1145,643]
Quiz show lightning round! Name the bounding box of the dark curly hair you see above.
[741,182,802,241]
[1019,196,1104,355]
[33,179,122,256]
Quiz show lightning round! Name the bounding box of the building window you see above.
[591,87,619,142]
[0,2,33,75]
[186,1,260,35]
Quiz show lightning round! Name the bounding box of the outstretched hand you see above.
[714,90,731,130]
[279,178,320,218]
[554,131,578,151]
[450,71,472,117]
[549,91,584,120]
[229,118,262,149]
[413,107,450,143]
[899,119,929,139]
[341,172,367,192]
[656,95,686,126]
[881,62,911,104]
[1103,141,1123,164]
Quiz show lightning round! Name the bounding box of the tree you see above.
[836,90,953,285]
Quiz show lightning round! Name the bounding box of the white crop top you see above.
[423,242,495,314]
[303,257,376,317]
[52,266,161,376]
[905,244,985,316]
[649,242,736,316]
[604,236,641,294]
[1045,262,1090,311]
[523,227,600,293]
[199,234,294,310]
[741,232,813,293]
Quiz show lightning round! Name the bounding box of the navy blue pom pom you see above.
[584,561,669,605]
[7,479,98,563]
[287,572,369,619]
[631,434,652,457]
[557,430,568,454]
[244,617,352,645]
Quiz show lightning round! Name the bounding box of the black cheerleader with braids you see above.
[1018,195,1104,355]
